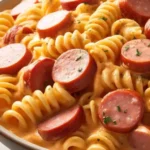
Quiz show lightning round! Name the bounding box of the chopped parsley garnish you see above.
[76,56,82,61]
[103,116,113,124]
[78,68,83,72]
[77,20,81,24]
[136,49,142,56]
[117,106,121,112]
[124,45,129,51]
[100,16,107,21]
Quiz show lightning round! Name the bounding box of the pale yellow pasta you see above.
[92,63,148,97]
[2,83,76,129]
[85,35,127,64]
[33,30,90,59]
[15,3,43,30]
[71,13,90,33]
[0,75,18,116]
[111,18,146,41]
[84,2,121,41]
[41,0,60,15]
[0,11,14,38]
[87,129,122,150]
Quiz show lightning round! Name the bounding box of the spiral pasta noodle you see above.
[0,75,18,116]
[111,18,146,41]
[85,35,126,64]
[84,2,121,42]
[73,3,98,16]
[2,83,76,129]
[93,63,148,97]
[71,13,90,33]
[0,11,14,38]
[144,81,150,112]
[87,129,121,150]
[33,30,90,59]
[41,0,60,15]
[15,3,43,30]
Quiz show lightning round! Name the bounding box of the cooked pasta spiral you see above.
[84,2,121,42]
[87,129,121,150]
[0,11,14,38]
[41,0,60,15]
[71,13,90,33]
[2,83,76,129]
[15,3,43,30]
[33,30,90,59]
[73,3,98,16]
[93,63,148,97]
[0,75,18,116]
[111,19,146,41]
[85,35,126,64]
[63,125,88,150]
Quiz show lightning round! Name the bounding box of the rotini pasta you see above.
[111,18,146,41]
[15,3,43,30]
[84,2,121,42]
[0,74,18,116]
[33,30,90,59]
[2,83,76,129]
[85,35,127,64]
[0,11,14,38]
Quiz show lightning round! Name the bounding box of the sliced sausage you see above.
[129,125,150,150]
[11,0,39,19]
[144,19,150,39]
[37,10,71,38]
[23,57,55,92]
[0,43,32,74]
[119,0,150,25]
[98,89,144,133]
[60,0,98,10]
[38,105,84,141]
[121,39,150,73]
[3,25,33,45]
[52,49,97,93]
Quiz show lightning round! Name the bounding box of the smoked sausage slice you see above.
[0,43,32,74]
[60,0,98,10]
[38,105,85,141]
[23,57,55,92]
[52,49,97,93]
[37,10,71,38]
[129,125,150,150]
[121,39,150,73]
[11,0,39,19]
[119,0,150,25]
[98,89,144,133]
[3,25,33,45]
[144,19,150,39]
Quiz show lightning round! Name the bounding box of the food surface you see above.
[1,0,150,150]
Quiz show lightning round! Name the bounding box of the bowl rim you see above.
[0,125,47,150]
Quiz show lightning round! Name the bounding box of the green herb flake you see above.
[148,44,150,47]
[77,20,81,24]
[76,56,82,61]
[113,120,117,125]
[100,16,107,21]
[117,106,121,112]
[136,49,142,56]
[78,68,83,72]
[124,45,129,51]
[103,116,113,124]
